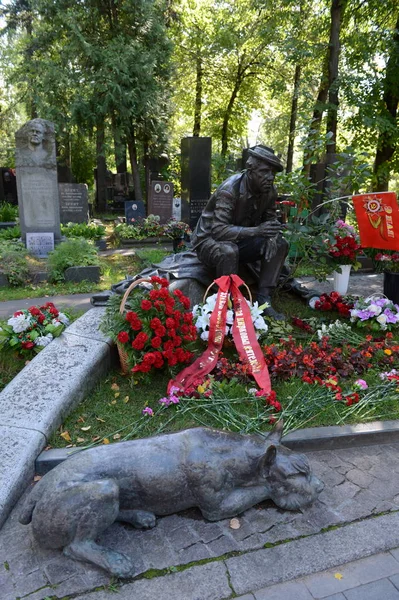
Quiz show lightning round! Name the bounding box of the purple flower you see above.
[142,407,154,416]
[357,309,373,321]
[383,308,399,324]
[354,379,368,390]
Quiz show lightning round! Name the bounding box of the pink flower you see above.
[354,379,368,390]
[142,407,154,416]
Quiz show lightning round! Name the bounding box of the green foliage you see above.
[0,203,18,222]
[0,225,21,241]
[0,240,31,286]
[112,215,164,242]
[47,238,100,282]
[61,221,106,240]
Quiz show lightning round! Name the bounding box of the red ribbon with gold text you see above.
[168,274,271,394]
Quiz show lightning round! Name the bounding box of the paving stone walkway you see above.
[1,440,399,600]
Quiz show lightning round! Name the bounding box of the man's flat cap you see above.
[248,145,284,172]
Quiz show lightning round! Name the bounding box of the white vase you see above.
[332,264,352,295]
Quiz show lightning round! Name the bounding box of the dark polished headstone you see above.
[181,137,211,230]
[0,168,18,205]
[125,200,146,224]
[148,180,174,224]
[59,183,89,224]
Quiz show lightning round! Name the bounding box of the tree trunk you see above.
[302,58,329,174]
[373,13,399,192]
[127,125,143,202]
[111,113,127,173]
[143,137,151,204]
[221,77,241,157]
[193,52,203,137]
[302,0,347,172]
[286,64,301,173]
[95,120,107,213]
[326,0,347,156]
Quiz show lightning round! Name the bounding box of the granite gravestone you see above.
[125,200,146,225]
[172,197,182,221]
[181,137,211,230]
[59,183,89,224]
[15,119,61,243]
[148,180,174,224]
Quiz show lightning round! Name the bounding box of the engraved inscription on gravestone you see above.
[21,174,58,228]
[26,232,54,258]
[59,183,89,224]
[148,180,174,224]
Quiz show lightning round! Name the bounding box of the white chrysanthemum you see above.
[200,330,209,341]
[7,314,33,333]
[35,333,54,347]
[57,312,70,326]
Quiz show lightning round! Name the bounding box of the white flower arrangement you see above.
[192,294,269,341]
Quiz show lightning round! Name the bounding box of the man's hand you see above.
[257,220,284,239]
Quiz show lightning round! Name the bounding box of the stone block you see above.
[0,425,46,528]
[344,578,399,599]
[64,265,101,283]
[254,581,313,600]
[74,561,231,600]
[0,272,8,287]
[226,512,399,596]
[64,307,109,344]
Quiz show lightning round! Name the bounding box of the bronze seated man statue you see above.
[191,145,288,320]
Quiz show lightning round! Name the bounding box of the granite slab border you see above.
[0,307,113,528]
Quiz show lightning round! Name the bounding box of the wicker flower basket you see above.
[117,277,153,374]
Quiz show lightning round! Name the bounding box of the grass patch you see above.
[0,352,27,392]
[0,249,169,302]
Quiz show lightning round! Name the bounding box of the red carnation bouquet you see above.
[100,275,197,377]
[328,219,362,268]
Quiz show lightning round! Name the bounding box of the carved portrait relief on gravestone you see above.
[15,119,56,169]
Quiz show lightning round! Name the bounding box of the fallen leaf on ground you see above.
[81,426,91,431]
[334,573,343,580]
[33,475,42,482]
[111,383,120,391]
[76,437,86,443]
[123,396,130,403]
[103,438,110,444]
[114,392,120,398]
[111,400,117,405]
[60,431,71,442]
[229,518,241,530]
[92,436,100,442]
[96,417,105,423]
[113,433,121,440]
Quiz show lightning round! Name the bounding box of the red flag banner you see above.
[353,192,399,250]
[168,275,271,395]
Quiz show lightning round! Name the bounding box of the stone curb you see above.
[35,418,399,475]
[0,307,113,529]
[71,513,399,600]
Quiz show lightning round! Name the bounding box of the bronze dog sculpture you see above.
[19,424,323,577]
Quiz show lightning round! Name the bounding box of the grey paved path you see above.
[2,441,399,599]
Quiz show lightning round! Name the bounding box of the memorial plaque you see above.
[148,181,174,224]
[59,183,89,224]
[26,232,54,258]
[172,197,182,221]
[181,137,211,229]
[15,119,61,242]
[125,200,146,224]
